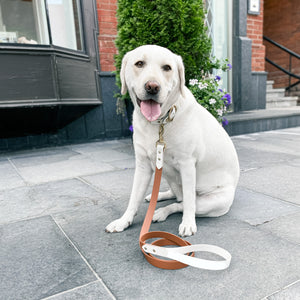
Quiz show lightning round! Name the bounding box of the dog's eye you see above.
[162,65,172,71]
[135,61,144,68]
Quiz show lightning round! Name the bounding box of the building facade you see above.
[263,0,300,92]
[0,0,298,150]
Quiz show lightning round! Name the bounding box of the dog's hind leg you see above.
[195,186,235,217]
[145,189,175,202]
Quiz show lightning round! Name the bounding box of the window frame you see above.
[0,0,87,56]
[0,0,102,110]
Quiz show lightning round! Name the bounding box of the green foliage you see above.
[188,60,232,126]
[115,0,212,103]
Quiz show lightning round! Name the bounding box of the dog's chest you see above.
[135,119,183,172]
[146,145,180,173]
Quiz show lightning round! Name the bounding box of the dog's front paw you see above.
[105,217,132,233]
[145,193,151,202]
[153,207,169,223]
[179,220,197,237]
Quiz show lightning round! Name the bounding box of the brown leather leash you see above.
[139,166,194,269]
[138,106,232,270]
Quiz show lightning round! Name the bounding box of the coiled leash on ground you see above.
[139,105,232,270]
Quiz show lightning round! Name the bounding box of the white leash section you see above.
[142,243,231,270]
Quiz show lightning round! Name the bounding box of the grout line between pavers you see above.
[8,168,122,188]
[283,278,300,289]
[75,176,130,201]
[0,214,55,227]
[237,186,300,208]
[50,215,117,300]
[40,280,99,300]
[7,158,29,185]
[262,278,300,299]
[266,130,300,136]
[75,176,116,199]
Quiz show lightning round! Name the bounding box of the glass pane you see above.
[0,0,49,44]
[46,0,83,51]
[205,0,232,96]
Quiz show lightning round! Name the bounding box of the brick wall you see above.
[96,0,118,72]
[96,0,272,78]
[247,0,266,72]
[264,0,300,88]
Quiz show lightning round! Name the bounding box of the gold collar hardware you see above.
[155,105,177,150]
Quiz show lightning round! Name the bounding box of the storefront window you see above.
[0,0,83,51]
[205,0,233,96]
[47,0,83,50]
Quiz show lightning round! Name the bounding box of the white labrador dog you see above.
[106,45,239,237]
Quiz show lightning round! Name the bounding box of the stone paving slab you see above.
[232,130,300,156]
[69,140,131,154]
[82,169,135,199]
[228,187,300,226]
[238,163,300,205]
[233,145,299,172]
[3,140,134,186]
[260,211,300,245]
[232,130,300,172]
[8,147,80,168]
[108,157,135,170]
[232,129,300,205]
[53,205,300,300]
[0,178,111,225]
[12,157,116,185]
[0,216,97,300]
[70,147,133,163]
[83,148,133,164]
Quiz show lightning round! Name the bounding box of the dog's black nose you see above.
[145,81,160,95]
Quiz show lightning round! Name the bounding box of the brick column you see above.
[96,0,118,72]
[247,0,265,72]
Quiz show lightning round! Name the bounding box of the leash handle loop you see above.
[142,243,231,270]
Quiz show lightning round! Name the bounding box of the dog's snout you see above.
[145,81,160,95]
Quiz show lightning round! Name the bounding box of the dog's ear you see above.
[176,55,186,98]
[120,52,129,95]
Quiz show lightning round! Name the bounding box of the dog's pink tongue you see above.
[140,100,161,122]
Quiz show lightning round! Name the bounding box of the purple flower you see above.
[218,88,223,92]
[227,63,232,70]
[222,117,229,127]
[215,75,221,81]
[222,93,231,106]
[129,125,133,132]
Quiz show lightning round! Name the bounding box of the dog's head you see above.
[120,45,185,122]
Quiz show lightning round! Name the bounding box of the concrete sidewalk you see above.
[0,127,300,300]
